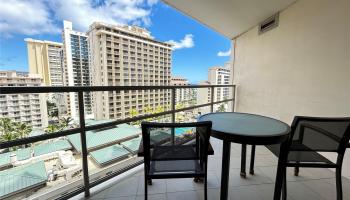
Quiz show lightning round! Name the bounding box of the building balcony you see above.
[0,85,234,200]
[1,0,349,200]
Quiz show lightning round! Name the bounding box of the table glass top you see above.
[199,112,290,137]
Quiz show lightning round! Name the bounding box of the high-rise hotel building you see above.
[62,21,93,119]
[0,71,48,128]
[208,65,230,103]
[197,65,231,113]
[88,22,172,120]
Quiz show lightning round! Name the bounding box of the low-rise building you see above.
[0,71,48,128]
[171,76,194,104]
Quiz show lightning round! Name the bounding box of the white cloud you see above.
[217,48,231,57]
[167,34,194,50]
[0,0,157,36]
[49,0,154,31]
[0,0,60,36]
[146,0,159,6]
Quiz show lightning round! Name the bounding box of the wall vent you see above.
[259,13,279,34]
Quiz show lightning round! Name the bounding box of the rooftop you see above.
[0,139,72,169]
[67,122,141,152]
[0,161,47,199]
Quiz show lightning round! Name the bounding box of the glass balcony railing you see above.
[0,85,235,200]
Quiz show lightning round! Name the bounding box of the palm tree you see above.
[45,124,60,134]
[0,118,11,134]
[154,106,165,121]
[143,106,155,121]
[175,103,184,110]
[47,100,59,119]
[60,117,73,129]
[1,130,19,143]
[143,106,153,115]
[0,118,19,142]
[130,109,139,118]
[129,109,140,125]
[217,104,226,112]
[16,122,32,139]
[154,106,164,114]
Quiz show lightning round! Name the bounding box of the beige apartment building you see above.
[0,71,48,128]
[25,38,67,115]
[25,38,63,86]
[171,76,194,104]
[88,22,172,120]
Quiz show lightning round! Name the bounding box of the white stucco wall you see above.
[233,0,350,177]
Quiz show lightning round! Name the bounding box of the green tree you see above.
[175,102,184,110]
[143,106,153,115]
[143,106,155,121]
[60,117,73,129]
[16,122,32,139]
[154,106,165,121]
[47,100,59,119]
[129,109,139,125]
[217,104,226,112]
[1,130,19,143]
[0,118,32,145]
[130,109,139,117]
[0,118,13,136]
[45,124,60,134]
[154,106,164,114]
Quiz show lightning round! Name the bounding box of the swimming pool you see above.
[175,127,194,136]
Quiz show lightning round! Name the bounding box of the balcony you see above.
[84,138,350,200]
[0,85,233,200]
[1,0,349,200]
[1,84,347,200]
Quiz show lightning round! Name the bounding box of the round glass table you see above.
[198,112,291,200]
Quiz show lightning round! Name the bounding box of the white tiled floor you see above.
[88,138,350,200]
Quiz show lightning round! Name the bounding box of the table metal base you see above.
[220,140,231,200]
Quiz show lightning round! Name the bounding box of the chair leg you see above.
[250,145,256,175]
[204,175,208,200]
[274,141,288,200]
[336,168,343,200]
[294,167,299,176]
[144,177,148,200]
[240,144,247,178]
[282,167,287,200]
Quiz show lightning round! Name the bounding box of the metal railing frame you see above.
[0,85,235,199]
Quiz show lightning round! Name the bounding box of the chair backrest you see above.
[141,121,212,170]
[290,116,350,154]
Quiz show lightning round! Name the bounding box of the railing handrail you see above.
[0,84,236,199]
[0,84,235,94]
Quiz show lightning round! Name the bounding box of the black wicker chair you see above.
[246,116,350,200]
[140,121,212,200]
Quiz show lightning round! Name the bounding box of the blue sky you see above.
[0,0,231,83]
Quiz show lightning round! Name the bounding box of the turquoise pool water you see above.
[175,127,193,136]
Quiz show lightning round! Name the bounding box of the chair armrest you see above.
[137,139,144,157]
[300,123,342,143]
[137,139,215,157]
[208,142,214,155]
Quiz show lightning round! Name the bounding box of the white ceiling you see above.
[162,0,296,39]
